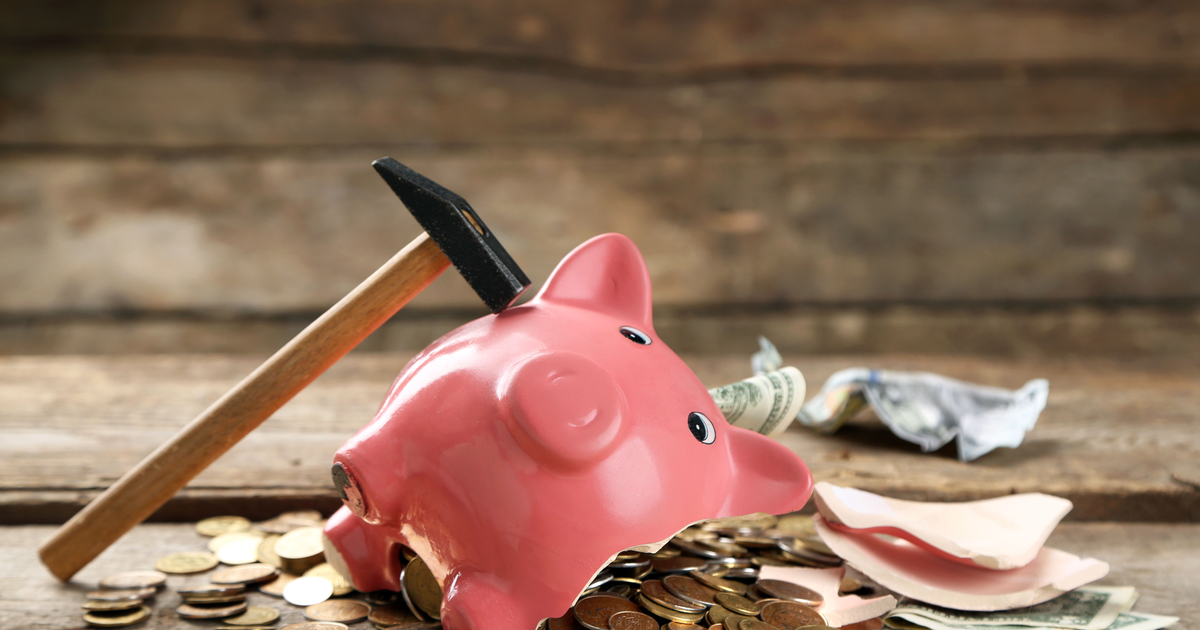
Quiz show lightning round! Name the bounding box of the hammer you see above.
[39,158,530,581]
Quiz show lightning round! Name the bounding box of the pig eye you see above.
[688,412,715,444]
[619,326,652,345]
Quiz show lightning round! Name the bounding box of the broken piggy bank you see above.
[322,233,813,630]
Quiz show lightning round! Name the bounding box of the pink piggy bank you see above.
[323,233,813,630]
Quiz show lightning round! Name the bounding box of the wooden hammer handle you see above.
[39,233,451,581]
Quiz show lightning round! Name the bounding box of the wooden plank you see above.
[1,353,1197,523]
[4,53,1200,147]
[4,301,1200,359]
[1,521,1196,629]
[2,0,1199,67]
[1,149,1198,313]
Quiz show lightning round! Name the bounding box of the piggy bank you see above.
[323,233,813,630]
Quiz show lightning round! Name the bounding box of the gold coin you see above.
[634,594,704,625]
[689,570,747,595]
[839,577,863,593]
[218,536,264,565]
[198,515,253,537]
[224,606,282,626]
[259,572,300,597]
[772,514,815,537]
[706,605,748,627]
[700,513,779,532]
[759,601,825,630]
[283,576,335,606]
[280,623,350,630]
[649,556,707,574]
[83,605,151,627]
[740,619,779,630]
[304,563,355,596]
[665,623,703,630]
[82,599,143,612]
[275,526,325,560]
[178,584,245,597]
[86,588,155,601]
[608,610,658,630]
[305,599,371,623]
[210,531,266,553]
[713,592,760,616]
[210,563,279,585]
[156,550,219,574]
[181,594,247,605]
[99,571,167,590]
[257,534,284,568]
[401,556,443,620]
[756,580,823,607]
[178,601,250,619]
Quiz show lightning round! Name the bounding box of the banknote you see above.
[751,335,783,375]
[797,367,1049,462]
[709,367,806,438]
[885,586,1138,630]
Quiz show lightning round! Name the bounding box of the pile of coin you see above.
[82,510,881,630]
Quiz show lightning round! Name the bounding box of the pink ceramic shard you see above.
[813,482,1073,570]
[322,233,814,630]
[813,515,1109,611]
[757,565,897,627]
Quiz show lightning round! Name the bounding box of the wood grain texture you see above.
[2,353,1197,523]
[1,150,1196,312]
[2,522,1197,629]
[36,234,449,580]
[2,0,1199,67]
[4,53,1200,147]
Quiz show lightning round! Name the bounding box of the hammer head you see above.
[373,157,531,313]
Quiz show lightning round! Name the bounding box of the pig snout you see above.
[331,459,375,523]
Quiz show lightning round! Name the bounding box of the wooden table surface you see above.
[2,353,1197,523]
[1,352,1196,628]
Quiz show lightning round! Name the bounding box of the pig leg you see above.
[441,570,539,630]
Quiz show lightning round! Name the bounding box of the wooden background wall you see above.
[2,1,1198,357]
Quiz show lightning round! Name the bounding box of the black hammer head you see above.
[373,157,531,313]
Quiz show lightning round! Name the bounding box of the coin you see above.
[670,539,721,559]
[157,550,219,573]
[634,593,705,624]
[304,562,355,596]
[275,526,324,559]
[759,601,825,630]
[665,623,703,630]
[574,594,640,630]
[99,571,167,590]
[839,577,863,593]
[713,593,759,616]
[178,584,246,597]
[705,604,750,627]
[401,556,443,620]
[81,599,143,612]
[218,536,265,565]
[181,594,247,605]
[608,610,658,630]
[740,619,779,630]
[260,572,300,597]
[649,557,707,574]
[841,620,883,630]
[284,576,335,606]
[640,580,705,613]
[86,588,156,601]
[209,530,265,553]
[662,575,718,607]
[689,570,747,595]
[257,534,284,568]
[697,539,749,557]
[224,605,282,625]
[305,599,371,623]
[369,603,420,627]
[198,515,253,537]
[83,605,151,627]
[756,580,823,607]
[280,623,350,630]
[211,563,279,585]
[177,601,250,619]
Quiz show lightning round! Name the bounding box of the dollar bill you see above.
[709,367,806,438]
[885,586,1138,630]
[751,335,783,375]
[796,367,1049,462]
[887,612,1176,630]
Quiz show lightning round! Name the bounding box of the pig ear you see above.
[501,351,628,472]
[534,233,653,329]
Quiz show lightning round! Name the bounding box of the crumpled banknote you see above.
[746,336,1049,461]
[797,367,1049,462]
